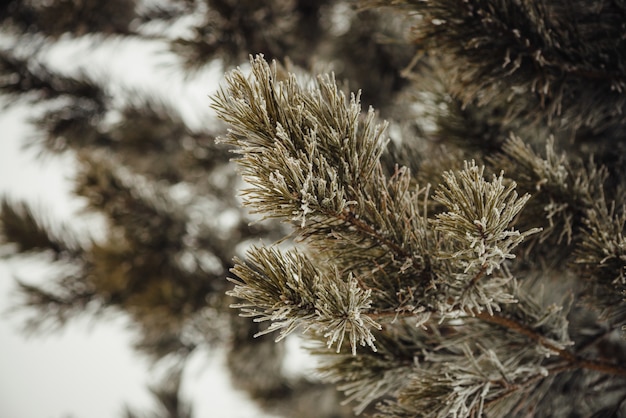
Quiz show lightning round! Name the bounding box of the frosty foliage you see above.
[4,0,626,416]
[228,246,381,355]
[210,55,602,417]
[213,55,388,228]
[433,161,540,315]
[214,0,626,418]
[379,345,548,418]
[576,199,626,288]
[365,0,626,134]
[490,135,610,245]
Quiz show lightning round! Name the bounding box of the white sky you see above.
[0,35,285,418]
[0,103,152,418]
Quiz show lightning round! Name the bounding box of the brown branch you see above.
[368,308,626,378]
[474,312,626,378]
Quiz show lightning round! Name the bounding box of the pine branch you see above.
[474,311,626,378]
[228,246,381,355]
[365,0,626,131]
[489,135,609,245]
[575,198,626,289]
[216,54,542,338]
[213,55,435,284]
[213,56,576,416]
[315,323,429,415]
[375,342,549,418]
[430,162,540,315]
[3,0,137,36]
[0,51,107,104]
[171,0,331,69]
[434,161,538,277]
[369,306,626,379]
[13,274,98,333]
[0,198,81,259]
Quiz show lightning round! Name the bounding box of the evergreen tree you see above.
[3,0,626,417]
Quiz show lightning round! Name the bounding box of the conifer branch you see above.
[474,312,626,378]
[0,198,81,259]
[214,56,579,416]
[432,162,540,315]
[365,0,626,131]
[370,307,626,379]
[227,246,381,355]
[215,57,540,320]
